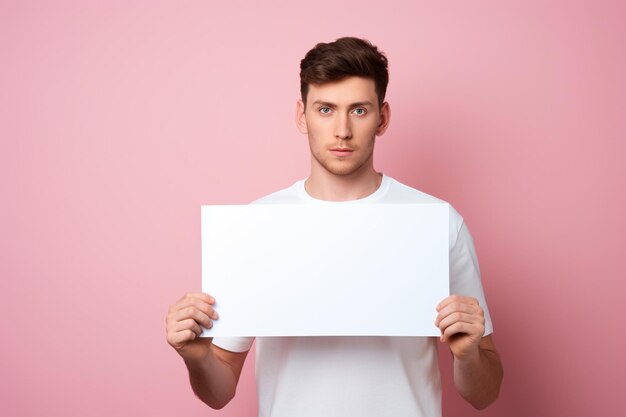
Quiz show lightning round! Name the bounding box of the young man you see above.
[166,37,503,416]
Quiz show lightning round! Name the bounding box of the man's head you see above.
[296,37,391,179]
[300,37,389,110]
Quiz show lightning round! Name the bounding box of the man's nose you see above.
[334,113,352,140]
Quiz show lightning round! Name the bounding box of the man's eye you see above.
[353,108,366,116]
[319,107,332,114]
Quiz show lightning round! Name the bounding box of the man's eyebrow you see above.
[349,101,375,107]
[311,100,337,108]
[311,100,375,108]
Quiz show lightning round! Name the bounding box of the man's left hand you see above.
[435,295,485,360]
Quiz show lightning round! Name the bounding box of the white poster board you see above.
[201,204,449,337]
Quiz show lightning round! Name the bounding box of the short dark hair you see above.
[299,37,389,108]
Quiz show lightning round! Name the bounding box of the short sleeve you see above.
[212,337,255,353]
[449,217,493,335]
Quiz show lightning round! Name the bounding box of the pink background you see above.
[2,1,625,416]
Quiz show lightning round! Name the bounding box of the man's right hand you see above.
[166,292,219,362]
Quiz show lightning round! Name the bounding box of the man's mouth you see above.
[330,148,354,157]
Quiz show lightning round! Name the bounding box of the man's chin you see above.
[312,151,372,177]
[321,161,364,177]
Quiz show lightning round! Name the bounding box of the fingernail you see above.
[212,312,219,319]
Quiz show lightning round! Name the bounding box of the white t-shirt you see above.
[213,174,493,417]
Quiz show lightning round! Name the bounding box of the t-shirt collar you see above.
[297,174,391,204]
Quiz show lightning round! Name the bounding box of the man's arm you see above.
[435,295,503,409]
[452,335,502,409]
[184,343,249,409]
[166,293,249,409]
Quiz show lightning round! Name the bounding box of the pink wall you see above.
[2,1,624,416]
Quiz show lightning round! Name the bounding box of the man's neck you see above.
[304,165,383,202]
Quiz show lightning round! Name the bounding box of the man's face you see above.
[296,76,390,177]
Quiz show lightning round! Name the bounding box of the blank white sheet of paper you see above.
[201,203,449,337]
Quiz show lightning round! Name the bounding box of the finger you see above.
[437,312,483,332]
[172,318,206,336]
[171,298,219,320]
[437,295,478,312]
[435,302,482,326]
[167,328,198,349]
[440,321,485,343]
[169,306,214,329]
[171,295,216,317]
[176,292,216,305]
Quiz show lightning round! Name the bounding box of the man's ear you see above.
[376,102,391,136]
[295,99,308,134]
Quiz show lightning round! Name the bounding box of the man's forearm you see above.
[453,345,503,409]
[185,346,239,410]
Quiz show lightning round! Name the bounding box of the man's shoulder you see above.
[386,176,465,234]
[384,177,447,204]
[251,180,304,205]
